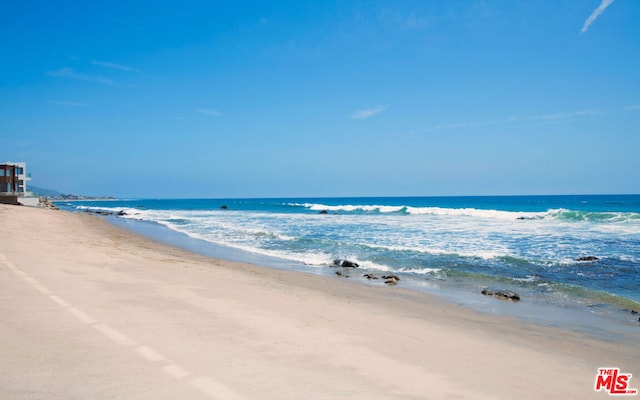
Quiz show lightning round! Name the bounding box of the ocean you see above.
[57,195,640,334]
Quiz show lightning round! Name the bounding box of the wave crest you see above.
[547,208,640,223]
[292,203,640,223]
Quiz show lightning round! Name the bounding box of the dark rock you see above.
[319,210,328,214]
[333,259,359,268]
[481,288,520,302]
[481,288,493,296]
[220,205,228,210]
[335,271,349,277]
[495,291,520,301]
[576,256,599,262]
[84,209,112,216]
[342,260,359,268]
[83,209,129,217]
[363,273,379,280]
[382,275,400,285]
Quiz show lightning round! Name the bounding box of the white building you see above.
[4,162,31,195]
[0,162,38,206]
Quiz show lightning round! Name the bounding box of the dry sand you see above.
[0,204,637,399]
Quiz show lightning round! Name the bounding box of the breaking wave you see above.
[293,203,640,223]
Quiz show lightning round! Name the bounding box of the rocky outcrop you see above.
[332,259,360,268]
[481,288,520,302]
[39,197,59,210]
[82,209,126,217]
[330,261,402,286]
[576,256,599,262]
[382,275,400,286]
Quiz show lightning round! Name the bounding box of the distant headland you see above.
[29,185,115,201]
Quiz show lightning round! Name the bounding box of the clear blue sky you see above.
[1,1,638,198]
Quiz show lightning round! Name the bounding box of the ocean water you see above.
[58,195,640,330]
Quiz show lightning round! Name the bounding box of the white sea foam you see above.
[296,203,406,213]
[72,201,640,299]
[404,206,540,220]
[294,202,550,220]
[62,197,640,329]
[397,267,442,275]
[295,203,640,227]
[330,257,393,272]
[512,275,542,283]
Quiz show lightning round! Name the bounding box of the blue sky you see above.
[1,0,638,198]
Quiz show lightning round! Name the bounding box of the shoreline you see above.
[1,204,638,399]
[56,195,640,334]
[106,211,640,341]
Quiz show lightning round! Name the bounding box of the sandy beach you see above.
[0,204,637,399]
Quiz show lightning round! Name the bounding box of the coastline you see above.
[57,194,640,332]
[106,209,640,340]
[1,204,637,399]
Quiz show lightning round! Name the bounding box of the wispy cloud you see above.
[46,100,88,107]
[422,106,629,133]
[197,108,225,117]
[47,67,113,85]
[91,60,140,73]
[351,105,388,120]
[525,109,601,121]
[423,119,498,133]
[581,0,614,34]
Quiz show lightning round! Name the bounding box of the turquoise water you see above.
[58,195,640,327]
